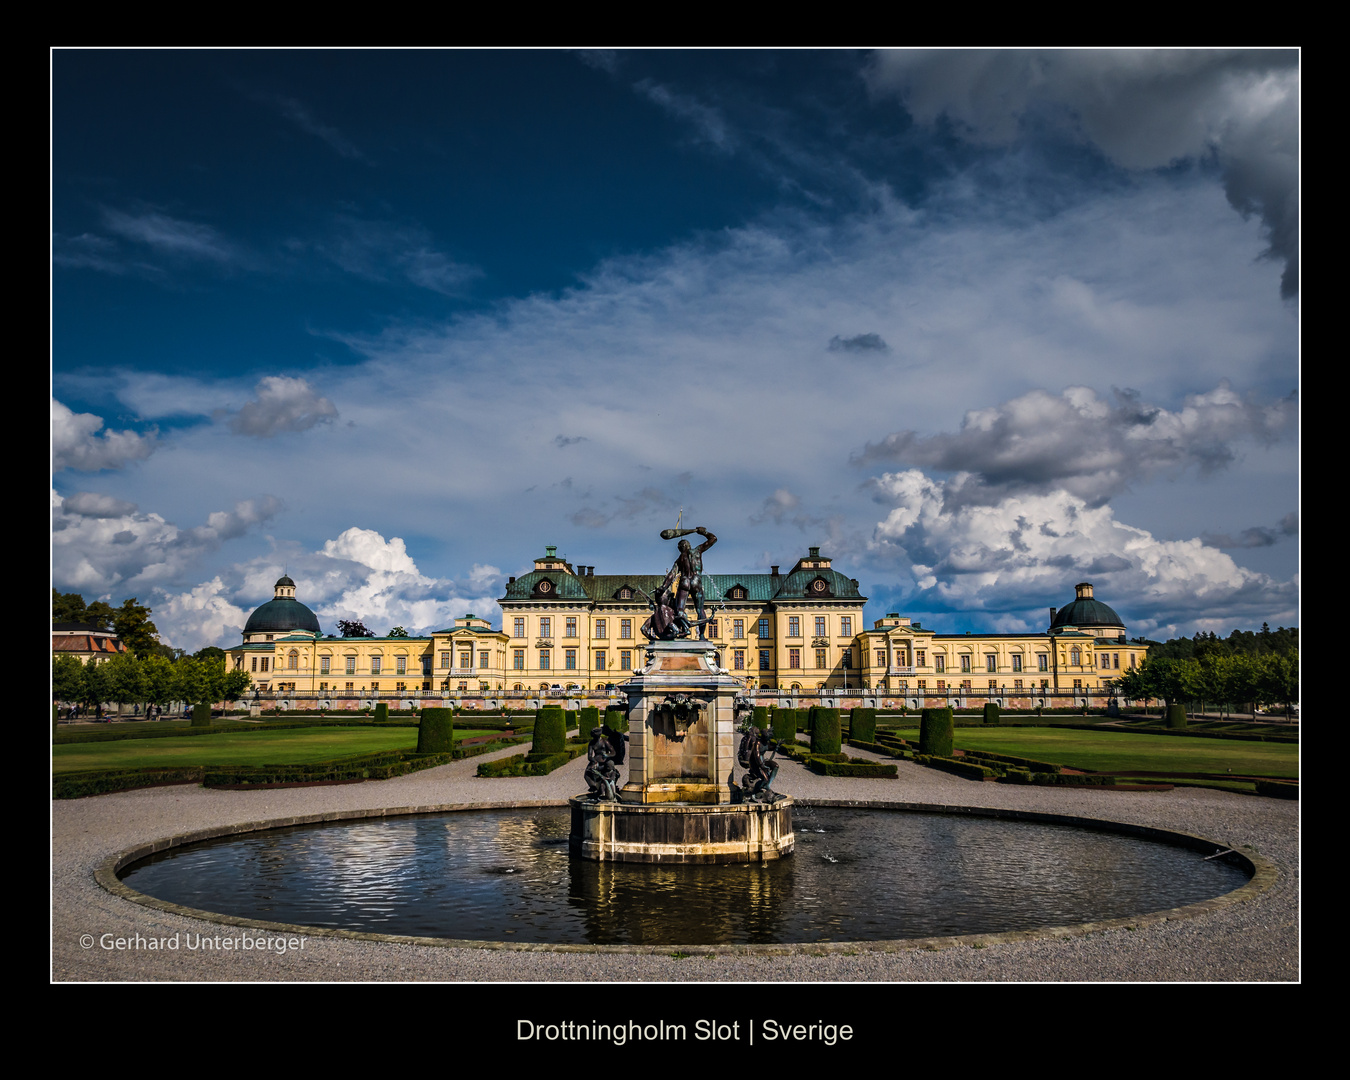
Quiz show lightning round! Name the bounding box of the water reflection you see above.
[120,807,1247,945]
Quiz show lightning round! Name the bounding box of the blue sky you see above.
[51,49,1299,651]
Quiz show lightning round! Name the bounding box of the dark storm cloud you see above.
[867,49,1299,297]
[828,333,889,353]
[855,383,1295,505]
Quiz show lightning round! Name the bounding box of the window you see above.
[396,682,406,693]
[1099,653,1109,669]
[935,655,945,673]
[842,648,852,669]
[596,619,607,639]
[1129,653,1136,669]
[596,651,606,671]
[513,618,525,638]
[789,648,801,669]
[540,617,551,638]
[815,616,827,638]
[1040,679,1049,689]
[986,654,996,673]
[422,657,431,676]
[961,680,971,691]
[513,649,525,670]
[759,650,771,670]
[1014,679,1023,690]
[916,650,926,667]
[345,682,354,693]
[371,682,380,692]
[618,587,633,600]
[346,657,356,675]
[565,649,577,670]
[937,680,946,691]
[440,651,450,669]
[840,616,852,637]
[371,657,382,675]
[319,682,328,692]
[1073,678,1082,689]
[733,619,744,639]
[877,649,886,667]
[320,656,330,674]
[707,619,718,638]
[566,617,578,638]
[788,616,801,638]
[960,655,971,674]
[918,679,926,690]
[1113,653,1120,669]
[759,618,771,639]
[815,649,827,669]
[479,651,489,669]
[251,657,258,672]
[988,680,997,691]
[620,619,632,640]
[540,650,550,670]
[1070,647,1081,666]
[620,650,632,671]
[1012,654,1022,673]
[460,651,472,669]
[734,650,745,670]
[396,657,407,674]
[288,649,298,671]
[1037,654,1048,672]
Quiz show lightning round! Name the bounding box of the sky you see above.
[51,49,1300,653]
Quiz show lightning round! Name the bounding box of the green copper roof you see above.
[1050,596,1125,630]
[243,597,321,635]
[501,570,865,604]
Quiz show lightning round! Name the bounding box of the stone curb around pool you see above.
[94,797,1276,956]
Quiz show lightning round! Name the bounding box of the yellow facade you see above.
[228,560,1146,707]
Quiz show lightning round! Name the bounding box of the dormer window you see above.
[728,584,747,600]
[618,586,633,600]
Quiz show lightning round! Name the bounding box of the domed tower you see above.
[1048,582,1126,640]
[242,574,322,643]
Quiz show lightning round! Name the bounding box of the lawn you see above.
[885,726,1298,778]
[50,725,456,773]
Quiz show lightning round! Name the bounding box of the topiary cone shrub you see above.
[772,708,797,744]
[1166,703,1187,729]
[373,703,389,723]
[603,706,629,733]
[810,707,841,755]
[982,702,1000,725]
[417,707,456,753]
[191,703,211,727]
[532,706,567,755]
[919,708,954,757]
[578,705,600,732]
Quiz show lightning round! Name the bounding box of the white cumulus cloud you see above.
[52,399,156,472]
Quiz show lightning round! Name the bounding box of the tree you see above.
[194,646,226,664]
[113,598,160,659]
[388,626,409,638]
[222,668,252,703]
[338,619,375,638]
[141,655,176,709]
[84,601,117,632]
[53,655,85,702]
[102,652,146,713]
[52,590,88,624]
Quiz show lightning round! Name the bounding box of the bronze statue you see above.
[655,525,717,640]
[583,724,628,802]
[732,723,782,804]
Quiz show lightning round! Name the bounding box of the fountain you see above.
[569,524,793,863]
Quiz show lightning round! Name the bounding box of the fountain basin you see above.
[569,796,794,863]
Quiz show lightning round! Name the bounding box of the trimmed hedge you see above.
[53,766,206,800]
[772,708,797,744]
[532,707,567,755]
[1167,704,1188,729]
[603,707,629,733]
[476,747,580,777]
[417,707,456,753]
[982,702,1000,725]
[191,703,211,728]
[919,708,954,758]
[373,703,389,723]
[913,754,997,781]
[806,755,898,778]
[578,706,600,733]
[848,708,877,743]
[810,708,842,755]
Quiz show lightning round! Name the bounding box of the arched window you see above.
[1070,647,1082,665]
[288,649,298,670]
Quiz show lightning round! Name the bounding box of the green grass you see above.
[887,726,1298,778]
[52,725,427,773]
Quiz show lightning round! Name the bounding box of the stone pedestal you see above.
[569,638,793,863]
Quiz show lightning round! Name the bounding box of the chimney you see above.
[771,565,780,576]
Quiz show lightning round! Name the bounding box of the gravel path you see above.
[52,746,1298,982]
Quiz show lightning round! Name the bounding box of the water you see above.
[118,807,1248,946]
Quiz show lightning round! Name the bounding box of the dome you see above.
[275,573,296,588]
[1050,582,1124,631]
[243,598,321,636]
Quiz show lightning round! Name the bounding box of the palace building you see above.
[227,547,1148,707]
